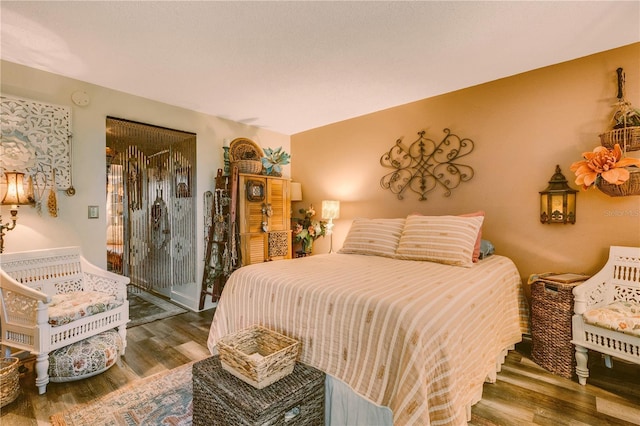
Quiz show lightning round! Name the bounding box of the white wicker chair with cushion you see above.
[0,246,129,394]
[571,246,640,385]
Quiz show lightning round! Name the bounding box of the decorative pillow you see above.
[48,290,124,327]
[396,215,484,267]
[338,218,406,258]
[49,329,122,381]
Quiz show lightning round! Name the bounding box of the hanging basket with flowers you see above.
[599,67,640,152]
[570,143,640,197]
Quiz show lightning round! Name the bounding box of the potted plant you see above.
[292,205,326,254]
[261,147,290,177]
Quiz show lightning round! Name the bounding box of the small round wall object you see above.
[71,90,90,106]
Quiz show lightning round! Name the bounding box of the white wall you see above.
[1,60,290,311]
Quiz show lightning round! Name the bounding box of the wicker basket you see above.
[229,138,264,175]
[531,280,583,379]
[1,357,20,408]
[217,325,300,389]
[231,159,263,174]
[596,166,640,197]
[600,126,640,152]
[193,355,325,426]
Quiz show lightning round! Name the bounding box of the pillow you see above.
[458,211,485,262]
[338,218,406,258]
[396,215,484,267]
[410,211,484,262]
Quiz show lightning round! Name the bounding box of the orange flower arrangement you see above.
[570,143,640,189]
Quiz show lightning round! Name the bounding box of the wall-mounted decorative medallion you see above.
[0,95,72,190]
[380,128,475,201]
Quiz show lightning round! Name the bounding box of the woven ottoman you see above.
[48,329,122,382]
[193,355,325,426]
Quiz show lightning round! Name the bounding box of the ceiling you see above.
[1,1,639,135]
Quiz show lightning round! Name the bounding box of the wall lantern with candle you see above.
[539,165,577,224]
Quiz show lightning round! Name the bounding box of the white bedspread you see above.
[207,253,527,425]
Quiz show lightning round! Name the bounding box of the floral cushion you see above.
[48,290,124,327]
[48,329,122,381]
[583,301,640,337]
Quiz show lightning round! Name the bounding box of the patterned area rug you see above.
[50,363,193,425]
[127,289,188,328]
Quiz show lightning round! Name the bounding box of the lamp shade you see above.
[2,171,31,205]
[290,182,303,201]
[322,200,340,220]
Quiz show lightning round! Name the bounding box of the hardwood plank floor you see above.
[1,309,638,425]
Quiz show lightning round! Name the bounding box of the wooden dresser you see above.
[238,173,291,265]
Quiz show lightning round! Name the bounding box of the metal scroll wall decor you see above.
[0,94,73,194]
[380,128,475,201]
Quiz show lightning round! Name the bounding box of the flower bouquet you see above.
[570,143,640,196]
[292,205,326,254]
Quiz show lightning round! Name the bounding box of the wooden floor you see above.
[1,308,639,425]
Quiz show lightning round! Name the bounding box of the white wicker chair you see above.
[571,246,640,385]
[0,247,129,394]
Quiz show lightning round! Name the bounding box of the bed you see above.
[207,215,529,425]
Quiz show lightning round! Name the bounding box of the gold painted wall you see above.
[291,43,640,281]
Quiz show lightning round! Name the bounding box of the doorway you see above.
[106,117,196,297]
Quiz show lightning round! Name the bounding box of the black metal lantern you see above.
[539,165,577,224]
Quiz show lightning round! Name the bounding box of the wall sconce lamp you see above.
[1,171,33,253]
[322,200,340,253]
[539,165,577,224]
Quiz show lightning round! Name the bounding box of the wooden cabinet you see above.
[238,174,291,265]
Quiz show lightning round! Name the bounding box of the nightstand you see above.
[530,273,590,379]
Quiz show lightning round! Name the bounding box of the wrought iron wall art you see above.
[0,94,72,190]
[380,128,475,201]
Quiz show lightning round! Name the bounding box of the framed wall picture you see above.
[246,180,265,202]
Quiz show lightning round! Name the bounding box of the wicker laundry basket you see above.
[531,278,586,378]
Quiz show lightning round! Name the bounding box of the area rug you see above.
[127,289,188,328]
[50,363,193,425]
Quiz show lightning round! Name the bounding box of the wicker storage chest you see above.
[531,277,587,378]
[193,355,325,426]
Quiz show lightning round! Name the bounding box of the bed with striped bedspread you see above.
[207,253,527,425]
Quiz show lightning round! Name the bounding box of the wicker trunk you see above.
[193,355,325,426]
[531,279,584,379]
